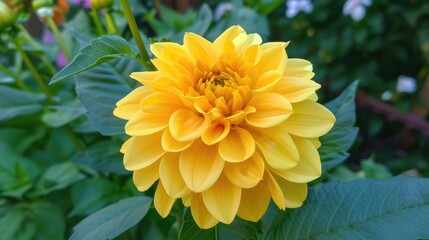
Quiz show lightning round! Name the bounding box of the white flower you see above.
[396,75,417,93]
[214,2,234,21]
[381,91,393,101]
[36,7,54,18]
[343,0,372,21]
[285,0,313,18]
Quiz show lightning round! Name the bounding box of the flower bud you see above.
[89,0,113,10]
[0,2,16,32]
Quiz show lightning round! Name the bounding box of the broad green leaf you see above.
[320,81,359,171]
[42,101,86,128]
[0,127,45,154]
[75,58,140,135]
[0,142,38,198]
[30,162,86,197]
[72,140,128,175]
[263,176,429,240]
[171,4,213,42]
[0,85,45,122]
[179,211,262,240]
[50,35,136,84]
[69,196,152,240]
[0,200,65,240]
[69,178,126,217]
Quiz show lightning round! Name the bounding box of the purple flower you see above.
[56,51,68,68]
[72,0,91,9]
[41,28,54,45]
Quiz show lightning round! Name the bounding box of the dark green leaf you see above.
[42,101,86,128]
[179,210,262,240]
[0,200,65,240]
[320,81,359,171]
[50,35,136,84]
[72,140,128,175]
[0,127,45,154]
[75,58,141,135]
[171,4,213,42]
[30,162,86,197]
[69,196,152,240]
[263,176,429,240]
[69,178,125,217]
[0,85,45,122]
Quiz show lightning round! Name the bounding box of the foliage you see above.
[0,0,428,239]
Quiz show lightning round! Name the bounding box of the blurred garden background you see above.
[1,0,429,239]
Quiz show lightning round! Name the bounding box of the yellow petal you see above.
[233,33,263,54]
[245,93,293,128]
[132,160,160,191]
[201,120,230,145]
[140,92,183,113]
[120,137,133,154]
[273,77,320,103]
[272,137,321,183]
[150,42,187,62]
[190,194,219,229]
[219,127,255,163]
[237,181,271,222]
[125,110,170,136]
[255,43,287,73]
[213,25,245,50]
[251,125,299,170]
[130,71,161,86]
[273,174,308,208]
[159,153,192,198]
[202,174,241,224]
[284,58,314,78]
[224,151,265,188]
[184,33,217,65]
[179,140,225,192]
[243,45,262,65]
[283,100,335,138]
[154,181,176,218]
[123,132,165,170]
[182,194,192,207]
[161,127,193,152]
[264,171,285,210]
[253,70,282,93]
[169,109,210,142]
[114,87,152,120]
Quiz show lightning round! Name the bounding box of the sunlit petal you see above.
[224,152,264,188]
[179,140,225,192]
[237,181,271,221]
[114,87,152,120]
[133,160,160,191]
[245,93,293,128]
[190,194,219,229]
[169,109,210,142]
[123,132,165,170]
[219,127,255,163]
[159,153,192,198]
[154,181,176,218]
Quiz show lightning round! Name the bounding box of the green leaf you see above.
[69,196,152,240]
[0,85,45,122]
[69,178,125,217]
[0,142,38,198]
[171,4,213,42]
[75,58,140,135]
[320,81,359,171]
[263,176,429,240]
[42,101,86,128]
[179,210,262,240]
[50,35,136,84]
[0,127,45,154]
[0,200,65,240]
[72,140,128,175]
[30,162,86,197]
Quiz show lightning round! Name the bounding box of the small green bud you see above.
[0,2,16,32]
[89,0,114,10]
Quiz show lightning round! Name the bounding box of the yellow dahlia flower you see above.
[113,25,335,229]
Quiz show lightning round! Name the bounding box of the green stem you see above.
[10,33,52,102]
[46,17,71,62]
[119,0,155,70]
[90,8,105,36]
[18,25,57,75]
[104,11,120,35]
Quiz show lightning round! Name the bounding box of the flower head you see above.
[343,0,372,21]
[285,0,313,18]
[114,25,335,228]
